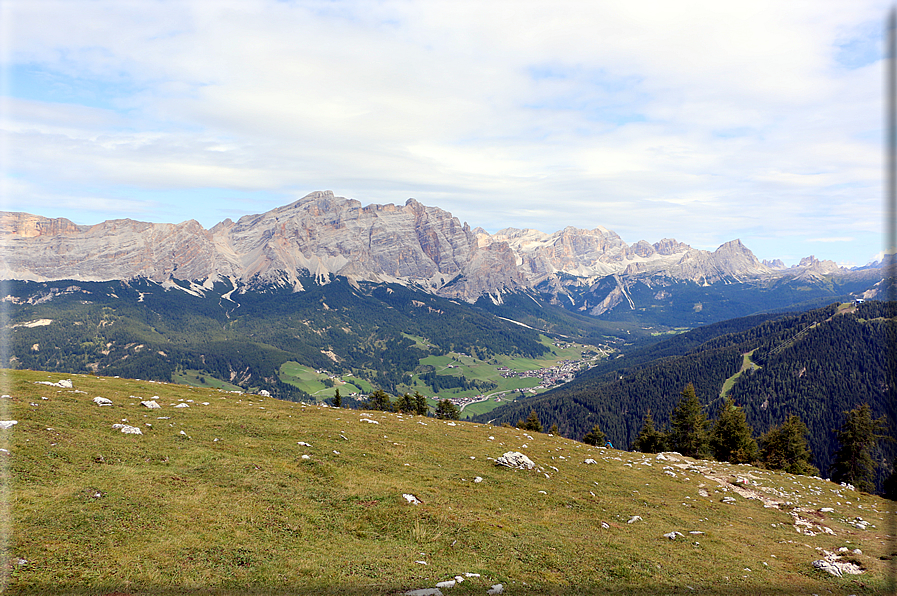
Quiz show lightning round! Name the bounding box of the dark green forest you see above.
[474,302,896,492]
[2,276,576,398]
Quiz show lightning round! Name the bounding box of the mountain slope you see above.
[5,369,893,594]
[475,302,896,490]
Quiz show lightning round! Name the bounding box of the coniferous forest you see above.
[475,302,896,493]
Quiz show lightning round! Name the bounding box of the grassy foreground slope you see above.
[2,369,895,595]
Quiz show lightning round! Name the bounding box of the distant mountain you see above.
[0,191,881,314]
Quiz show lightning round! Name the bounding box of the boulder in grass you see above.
[140,400,161,409]
[112,424,142,435]
[405,589,443,596]
[402,494,422,505]
[93,397,113,406]
[487,585,504,595]
[812,559,843,577]
[0,421,18,430]
[495,451,535,470]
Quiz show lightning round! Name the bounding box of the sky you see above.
[0,0,889,267]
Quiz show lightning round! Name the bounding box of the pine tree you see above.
[630,412,668,453]
[549,423,559,435]
[709,396,758,464]
[669,384,710,458]
[831,404,888,492]
[582,424,607,446]
[435,399,460,420]
[366,389,393,412]
[332,388,342,408]
[396,392,415,414]
[517,410,543,432]
[760,415,818,476]
[413,391,429,416]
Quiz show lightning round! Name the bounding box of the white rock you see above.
[453,575,464,583]
[601,522,610,529]
[405,589,442,596]
[93,396,113,406]
[112,424,142,435]
[174,403,189,408]
[474,476,483,483]
[435,580,456,589]
[464,573,480,577]
[297,441,312,447]
[812,559,843,577]
[301,455,310,460]
[584,458,598,464]
[487,584,504,595]
[140,400,161,409]
[0,421,18,429]
[663,531,684,540]
[361,418,379,424]
[58,379,73,388]
[495,451,535,470]
[627,515,643,524]
[403,493,422,505]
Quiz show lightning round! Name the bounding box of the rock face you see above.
[0,190,856,302]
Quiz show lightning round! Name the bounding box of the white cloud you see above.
[0,0,889,266]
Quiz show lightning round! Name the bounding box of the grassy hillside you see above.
[2,369,895,595]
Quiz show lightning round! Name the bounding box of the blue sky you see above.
[0,0,889,267]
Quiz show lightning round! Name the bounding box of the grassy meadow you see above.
[1,368,895,595]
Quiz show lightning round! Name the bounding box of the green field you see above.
[278,362,371,400]
[172,369,244,392]
[719,349,761,398]
[5,368,893,595]
[402,336,604,417]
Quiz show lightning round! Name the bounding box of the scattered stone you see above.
[453,575,464,583]
[140,400,161,409]
[464,573,480,577]
[721,496,736,504]
[174,403,189,408]
[601,522,610,529]
[258,390,271,397]
[36,379,72,388]
[361,419,379,424]
[487,584,504,595]
[812,559,843,577]
[301,455,310,460]
[403,493,422,505]
[93,396,113,406]
[0,421,18,430]
[435,579,456,589]
[538,490,547,494]
[583,458,597,464]
[474,476,483,483]
[627,515,643,524]
[111,424,142,435]
[664,531,685,540]
[405,589,442,596]
[298,441,312,447]
[495,451,535,470]
[820,507,834,513]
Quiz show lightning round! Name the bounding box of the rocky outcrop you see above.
[0,191,865,302]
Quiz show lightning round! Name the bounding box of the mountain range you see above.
[0,191,883,313]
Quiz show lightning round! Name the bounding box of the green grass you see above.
[719,350,761,398]
[4,368,893,594]
[171,369,244,392]
[278,362,367,399]
[405,337,602,413]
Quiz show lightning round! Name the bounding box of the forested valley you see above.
[475,301,896,493]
